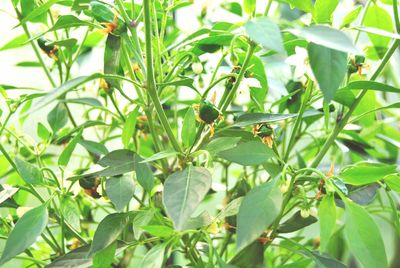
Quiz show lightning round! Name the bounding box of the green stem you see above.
[310,39,400,168]
[284,80,313,161]
[143,0,183,154]
[220,42,256,112]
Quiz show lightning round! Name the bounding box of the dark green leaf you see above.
[343,200,388,268]
[289,25,360,54]
[88,213,129,257]
[245,18,284,53]
[78,140,108,156]
[218,141,275,166]
[92,242,116,268]
[308,43,347,103]
[47,103,68,132]
[181,107,197,148]
[15,157,44,185]
[277,211,317,233]
[0,203,48,265]
[122,107,139,148]
[237,181,282,251]
[105,176,135,211]
[319,194,336,251]
[61,195,81,232]
[206,137,241,155]
[133,154,154,193]
[234,113,297,127]
[163,166,212,230]
[58,128,83,166]
[340,162,397,185]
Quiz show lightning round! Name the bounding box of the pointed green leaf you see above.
[344,200,388,268]
[88,213,129,257]
[181,107,196,148]
[0,203,48,265]
[245,18,284,53]
[218,141,274,166]
[319,194,336,251]
[308,43,347,103]
[58,128,83,166]
[237,181,282,251]
[122,107,139,148]
[163,166,212,230]
[15,157,44,185]
[105,176,135,211]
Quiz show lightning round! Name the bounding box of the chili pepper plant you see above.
[0,0,400,267]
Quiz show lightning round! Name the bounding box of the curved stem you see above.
[143,0,183,154]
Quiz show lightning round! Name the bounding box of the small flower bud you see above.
[192,62,203,74]
[300,208,310,218]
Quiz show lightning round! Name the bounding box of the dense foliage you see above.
[0,0,400,267]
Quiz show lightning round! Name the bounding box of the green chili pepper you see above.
[255,124,273,138]
[199,100,221,124]
[90,1,126,35]
[37,37,58,59]
[103,34,122,90]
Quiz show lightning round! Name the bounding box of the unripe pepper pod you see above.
[199,100,221,124]
[37,37,58,60]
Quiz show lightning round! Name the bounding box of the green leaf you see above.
[140,243,166,268]
[230,241,264,267]
[0,34,28,51]
[78,150,137,179]
[289,25,360,54]
[58,128,83,166]
[308,43,347,103]
[340,80,400,93]
[132,209,155,240]
[47,103,68,132]
[243,0,256,15]
[92,242,116,268]
[277,211,317,233]
[122,107,139,148]
[236,181,282,251]
[141,225,175,238]
[15,157,44,185]
[216,197,243,220]
[385,174,400,192]
[307,251,347,268]
[206,137,241,155]
[78,140,109,156]
[18,0,62,25]
[61,97,103,107]
[344,200,388,268]
[312,0,339,24]
[37,122,51,141]
[340,162,397,185]
[140,150,179,163]
[341,5,362,28]
[217,141,274,166]
[47,242,126,268]
[133,154,154,193]
[88,213,129,257]
[245,18,284,53]
[105,176,135,211]
[364,3,393,58]
[319,194,336,252]
[181,107,196,148]
[0,203,48,265]
[234,113,297,127]
[183,211,213,230]
[163,165,212,230]
[158,78,197,91]
[60,195,81,232]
